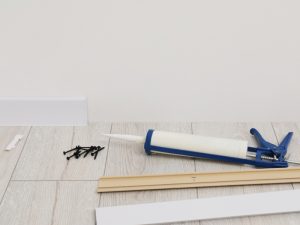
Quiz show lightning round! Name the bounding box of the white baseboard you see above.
[0,97,88,126]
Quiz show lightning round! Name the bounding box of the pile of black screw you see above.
[63,145,105,160]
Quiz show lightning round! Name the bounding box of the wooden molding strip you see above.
[98,167,300,193]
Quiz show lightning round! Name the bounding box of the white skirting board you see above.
[96,189,300,225]
[0,97,88,126]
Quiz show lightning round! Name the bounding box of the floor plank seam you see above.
[191,122,200,202]
[271,122,280,145]
[98,123,113,207]
[0,126,32,205]
[50,181,59,225]
[60,126,75,180]
[102,123,113,177]
[191,122,202,225]
[272,122,296,192]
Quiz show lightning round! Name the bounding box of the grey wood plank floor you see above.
[0,122,299,225]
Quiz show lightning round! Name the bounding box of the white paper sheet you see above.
[96,189,300,225]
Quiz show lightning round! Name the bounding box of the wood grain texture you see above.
[0,126,30,201]
[12,126,73,180]
[0,181,99,225]
[61,122,111,180]
[100,122,199,225]
[192,122,294,225]
[50,181,99,225]
[12,123,111,180]
[0,122,299,225]
[0,181,56,225]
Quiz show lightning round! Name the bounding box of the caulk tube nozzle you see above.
[102,133,145,143]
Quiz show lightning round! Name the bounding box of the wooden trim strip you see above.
[98,168,300,193]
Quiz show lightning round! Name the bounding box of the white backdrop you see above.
[0,0,299,121]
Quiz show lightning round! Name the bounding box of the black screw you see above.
[80,147,93,150]
[94,150,99,160]
[90,146,99,156]
[63,145,82,155]
[91,146,105,156]
[75,149,90,159]
[64,145,105,160]
[83,148,92,158]
[75,146,98,159]
[66,152,78,160]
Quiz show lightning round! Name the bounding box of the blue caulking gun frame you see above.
[104,128,296,168]
[143,128,294,168]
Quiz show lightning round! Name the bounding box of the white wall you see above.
[1,0,300,121]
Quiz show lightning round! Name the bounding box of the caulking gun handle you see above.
[279,132,293,149]
[250,128,277,149]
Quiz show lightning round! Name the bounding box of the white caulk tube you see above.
[103,130,248,159]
